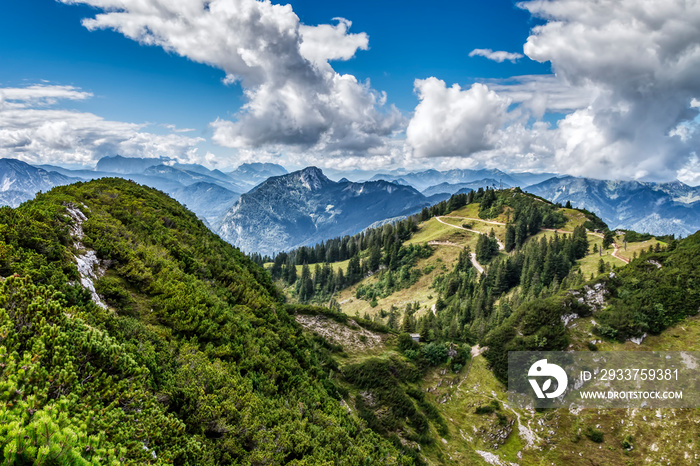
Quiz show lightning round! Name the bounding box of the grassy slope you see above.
[319,312,700,465]
[335,203,612,321]
[309,200,700,465]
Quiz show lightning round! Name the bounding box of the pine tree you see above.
[297,264,313,302]
[505,224,516,252]
[602,229,615,249]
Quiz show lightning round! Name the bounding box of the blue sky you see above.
[1,0,699,184]
[0,1,546,125]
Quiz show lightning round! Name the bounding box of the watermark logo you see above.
[528,359,568,399]
[510,351,699,408]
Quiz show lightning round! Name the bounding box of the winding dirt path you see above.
[435,216,505,250]
[441,215,505,226]
[428,240,486,274]
[430,216,632,273]
[612,242,630,264]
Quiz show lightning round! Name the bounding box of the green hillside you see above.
[2,181,698,465]
[0,179,412,465]
[271,188,700,465]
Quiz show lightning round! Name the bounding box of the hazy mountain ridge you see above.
[421,178,506,197]
[0,159,79,206]
[2,156,272,225]
[227,162,288,189]
[95,154,173,173]
[217,167,432,256]
[526,175,700,237]
[168,181,240,225]
[370,168,551,191]
[143,164,244,192]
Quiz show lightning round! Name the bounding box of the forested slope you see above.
[0,178,411,465]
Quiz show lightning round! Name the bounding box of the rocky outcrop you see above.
[64,203,107,309]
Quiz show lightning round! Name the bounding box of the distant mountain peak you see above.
[296,166,330,190]
[96,155,173,174]
[0,158,77,207]
[217,167,431,255]
[526,176,700,237]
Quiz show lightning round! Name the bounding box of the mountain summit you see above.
[217,167,432,255]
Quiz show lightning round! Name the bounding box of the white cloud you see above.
[469,48,524,63]
[485,74,597,118]
[0,85,204,166]
[406,78,511,158]
[677,154,700,186]
[299,18,368,66]
[405,1,700,184]
[63,0,399,155]
[0,84,92,109]
[163,123,196,133]
[517,0,700,182]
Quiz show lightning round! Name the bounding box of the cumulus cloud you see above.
[677,154,700,186]
[0,85,204,166]
[406,0,700,184]
[62,0,400,156]
[406,78,511,158]
[518,0,700,182]
[299,18,368,65]
[469,48,524,63]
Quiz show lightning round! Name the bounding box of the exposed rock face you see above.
[294,313,385,352]
[64,203,107,309]
[570,282,609,314]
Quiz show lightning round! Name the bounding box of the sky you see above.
[1,0,699,185]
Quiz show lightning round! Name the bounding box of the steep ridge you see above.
[0,178,409,465]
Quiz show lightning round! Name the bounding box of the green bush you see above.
[0,179,412,465]
[421,342,448,366]
[474,400,501,415]
[585,426,604,443]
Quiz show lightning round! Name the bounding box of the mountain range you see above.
[370,168,556,192]
[217,167,439,255]
[0,157,287,226]
[421,178,507,197]
[2,157,700,253]
[526,176,700,237]
[227,162,288,190]
[0,158,78,207]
